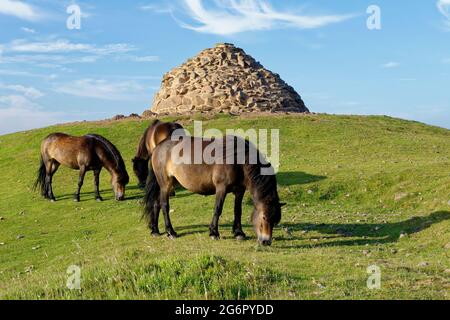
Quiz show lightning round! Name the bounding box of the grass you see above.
[0,113,449,300]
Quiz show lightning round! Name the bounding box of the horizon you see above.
[1,0,450,134]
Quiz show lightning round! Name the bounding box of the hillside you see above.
[0,114,449,299]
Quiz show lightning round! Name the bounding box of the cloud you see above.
[0,0,40,21]
[54,79,148,101]
[382,62,400,69]
[140,3,173,13]
[437,0,450,28]
[21,26,36,33]
[5,39,136,54]
[0,68,58,79]
[116,55,160,63]
[0,83,44,98]
[0,95,64,135]
[170,0,354,35]
[0,39,148,70]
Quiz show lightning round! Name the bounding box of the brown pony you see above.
[143,135,285,246]
[133,120,184,188]
[34,133,129,202]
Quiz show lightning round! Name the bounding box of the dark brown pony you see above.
[133,120,184,188]
[34,133,129,202]
[143,136,284,246]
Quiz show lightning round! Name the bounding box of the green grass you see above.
[0,114,449,300]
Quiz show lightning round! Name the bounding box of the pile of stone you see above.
[149,43,309,115]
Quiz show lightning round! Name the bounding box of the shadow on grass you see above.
[277,211,450,248]
[277,171,326,186]
[170,211,450,247]
[55,185,142,202]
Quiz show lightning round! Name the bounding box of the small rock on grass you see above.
[16,235,25,240]
[444,243,450,250]
[32,245,41,250]
[417,262,429,267]
[0,217,4,221]
[399,232,408,239]
[0,242,5,246]
[24,266,34,273]
[394,193,408,201]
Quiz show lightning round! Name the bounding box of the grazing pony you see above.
[34,133,129,202]
[143,136,284,246]
[133,120,184,188]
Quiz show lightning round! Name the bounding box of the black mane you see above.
[86,134,129,184]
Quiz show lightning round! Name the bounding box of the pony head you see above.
[132,157,149,189]
[252,201,284,246]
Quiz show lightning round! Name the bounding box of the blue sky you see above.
[1,0,450,134]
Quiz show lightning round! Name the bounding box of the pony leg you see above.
[210,189,227,240]
[74,166,86,202]
[233,188,246,240]
[47,161,59,202]
[160,190,177,239]
[151,200,161,236]
[94,169,103,201]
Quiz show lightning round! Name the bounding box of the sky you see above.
[0,0,450,135]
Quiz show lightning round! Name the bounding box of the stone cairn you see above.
[147,43,309,116]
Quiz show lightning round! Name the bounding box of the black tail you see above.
[33,157,47,196]
[142,166,160,222]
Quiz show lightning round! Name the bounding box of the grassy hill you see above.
[0,113,449,300]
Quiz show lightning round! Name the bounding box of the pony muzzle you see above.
[258,234,272,246]
[116,193,125,201]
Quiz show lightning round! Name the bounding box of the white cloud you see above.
[130,55,160,62]
[6,39,136,55]
[0,83,43,98]
[21,26,36,33]
[382,62,400,69]
[116,55,160,63]
[437,0,450,18]
[0,39,142,70]
[54,79,147,101]
[0,53,99,65]
[140,3,172,13]
[0,95,64,135]
[0,0,40,21]
[0,68,57,79]
[172,0,354,35]
[437,0,450,28]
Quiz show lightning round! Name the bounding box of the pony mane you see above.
[235,137,278,202]
[86,134,129,184]
[136,120,161,159]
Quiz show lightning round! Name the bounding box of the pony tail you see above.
[142,165,160,221]
[33,157,46,196]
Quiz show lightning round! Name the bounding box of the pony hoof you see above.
[50,199,56,203]
[167,234,177,240]
[210,235,220,241]
[96,198,103,202]
[73,198,80,203]
[235,235,246,241]
[151,232,161,238]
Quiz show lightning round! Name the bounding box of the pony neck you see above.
[244,163,278,205]
[135,129,150,160]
